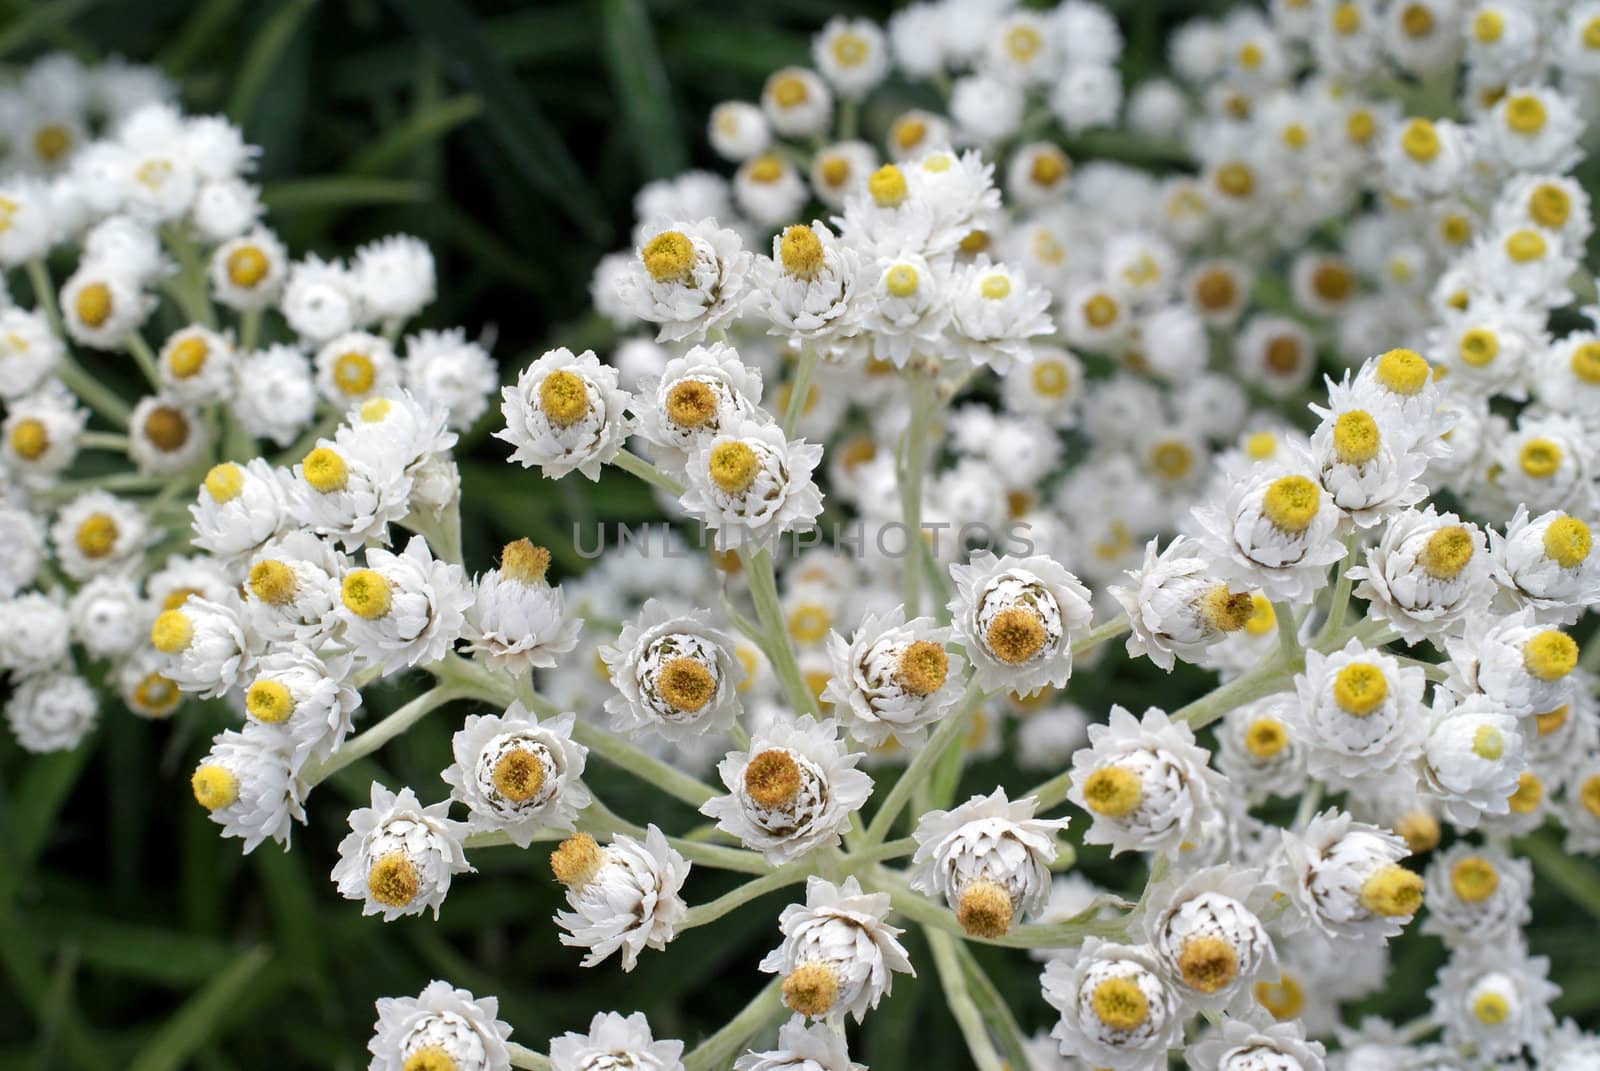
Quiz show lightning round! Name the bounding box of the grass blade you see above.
[125,946,273,1071]
[227,0,315,129]
[601,0,685,180]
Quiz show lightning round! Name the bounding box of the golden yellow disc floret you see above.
[366,852,420,908]
[1518,437,1562,479]
[331,352,375,396]
[74,282,112,327]
[166,336,209,378]
[744,748,802,809]
[340,569,392,621]
[1508,771,1545,815]
[1473,992,1510,1025]
[538,369,590,428]
[491,747,545,802]
[402,1047,458,1071]
[1332,410,1381,465]
[985,606,1048,664]
[665,379,717,429]
[226,245,270,288]
[641,230,696,284]
[1523,630,1577,681]
[896,640,949,697]
[1505,94,1546,134]
[1473,9,1503,42]
[1359,865,1424,917]
[1473,724,1506,761]
[550,833,604,888]
[1178,935,1239,994]
[1332,662,1389,717]
[1245,717,1290,759]
[245,679,295,724]
[657,656,716,713]
[1261,475,1320,534]
[191,764,239,811]
[204,463,244,504]
[151,609,193,654]
[782,962,840,1017]
[1091,976,1149,1031]
[1082,765,1142,818]
[708,440,761,494]
[1543,515,1591,568]
[956,879,1015,938]
[868,164,908,207]
[1450,856,1499,903]
[779,224,825,281]
[1531,183,1571,228]
[1458,327,1499,368]
[1401,118,1440,162]
[1569,341,1600,384]
[1375,348,1428,395]
[248,560,298,605]
[1255,974,1305,1020]
[8,418,48,460]
[1420,525,1475,580]
[1505,228,1547,263]
[500,538,552,585]
[301,446,349,493]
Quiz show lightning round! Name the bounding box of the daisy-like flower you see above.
[1418,690,1526,829]
[210,227,287,311]
[4,671,97,754]
[1215,695,1308,803]
[1110,536,1256,672]
[679,416,824,554]
[1067,705,1224,857]
[336,536,473,676]
[632,341,764,473]
[1184,1015,1326,1071]
[288,440,412,551]
[1140,865,1277,1014]
[2,387,85,478]
[59,264,151,349]
[51,489,148,581]
[189,459,290,564]
[550,1012,683,1071]
[761,66,832,137]
[702,714,871,864]
[948,258,1054,372]
[821,606,965,747]
[242,645,360,769]
[734,1019,863,1071]
[280,254,362,343]
[755,221,864,351]
[496,347,630,480]
[351,233,435,323]
[1307,376,1430,527]
[615,219,752,343]
[1271,809,1423,947]
[1445,609,1579,718]
[1041,938,1185,1071]
[331,782,472,921]
[1421,843,1532,949]
[910,787,1069,938]
[116,649,183,721]
[814,17,888,98]
[229,344,316,447]
[1187,450,1346,602]
[1349,506,1493,644]
[189,724,303,852]
[442,703,590,847]
[157,324,235,404]
[463,539,581,677]
[127,396,210,477]
[403,328,497,431]
[1489,507,1600,624]
[67,575,146,661]
[549,825,689,971]
[601,600,742,742]
[368,980,513,1071]
[149,595,252,698]
[241,530,344,646]
[314,331,399,408]
[1286,639,1429,788]
[948,550,1093,697]
[758,875,914,1022]
[0,308,63,401]
[1427,943,1559,1062]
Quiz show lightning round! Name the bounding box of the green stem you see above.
[681,980,785,1071]
[864,680,983,846]
[927,927,1006,1071]
[1317,535,1360,645]
[683,859,813,928]
[1271,600,1301,659]
[125,333,161,390]
[583,800,772,875]
[897,371,937,616]
[781,346,820,436]
[77,432,129,453]
[239,308,262,353]
[301,684,469,786]
[55,358,133,428]
[162,225,217,329]
[1171,653,1297,731]
[507,1043,552,1070]
[1072,614,1130,656]
[740,547,823,720]
[874,868,1127,949]
[611,449,685,495]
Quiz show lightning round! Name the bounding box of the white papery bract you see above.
[1427,942,1560,1062]
[821,605,964,746]
[1271,810,1421,948]
[758,874,913,1023]
[616,219,753,343]
[550,825,690,971]
[550,1011,683,1071]
[1420,843,1533,950]
[1041,937,1185,1071]
[1287,639,1429,789]
[1418,689,1527,829]
[734,1019,864,1071]
[1348,505,1493,645]
[190,724,304,853]
[602,599,743,742]
[336,536,472,676]
[949,550,1093,697]
[4,670,97,754]
[1140,865,1277,1015]
[679,416,825,553]
[1110,535,1254,672]
[368,979,513,1071]
[496,347,631,481]
[331,782,472,922]
[1068,705,1223,857]
[1184,1014,1327,1071]
[442,704,590,847]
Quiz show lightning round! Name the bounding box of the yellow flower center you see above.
[1200,586,1254,633]
[1586,15,1600,48]
[708,440,760,494]
[1261,475,1319,534]
[657,656,716,713]
[75,282,112,327]
[868,164,908,207]
[1396,811,1442,853]
[1440,213,1472,246]
[786,604,830,645]
[1245,717,1290,758]
[746,154,784,184]
[1244,431,1277,460]
[1082,765,1142,818]
[1243,594,1276,637]
[550,833,604,888]
[161,587,202,612]
[332,352,374,395]
[1505,94,1546,134]
[1530,183,1570,228]
[1332,3,1362,33]
[641,230,696,284]
[891,115,927,152]
[829,31,868,67]
[1518,438,1562,479]
[1420,525,1475,579]
[402,1047,458,1071]
[1150,440,1193,480]
[896,640,949,697]
[744,748,802,809]
[1450,857,1499,902]
[1401,118,1440,162]
[816,154,850,190]
[491,747,545,802]
[1569,341,1600,384]
[1311,262,1352,302]
[1214,162,1254,198]
[538,369,590,427]
[782,961,841,1017]
[142,405,190,453]
[956,879,1014,938]
[75,513,119,558]
[1474,10,1504,42]
[980,273,1011,300]
[1535,705,1569,736]
[167,336,210,378]
[1505,228,1546,263]
[1083,293,1119,328]
[8,418,48,460]
[770,73,808,107]
[1458,327,1498,367]
[301,446,348,493]
[658,380,715,431]
[500,538,551,585]
[1178,935,1239,993]
[1193,269,1237,311]
[883,263,920,299]
[1029,149,1068,188]
[1359,865,1424,917]
[1473,724,1505,761]
[1264,335,1302,374]
[205,463,245,505]
[245,679,295,724]
[1473,992,1510,1025]
[133,673,181,717]
[191,765,238,811]
[1401,4,1433,36]
[1332,410,1381,465]
[1091,977,1149,1031]
[1256,974,1304,1020]
[779,224,825,281]
[1333,662,1389,716]
[34,123,71,161]
[1578,774,1600,818]
[359,397,392,423]
[1346,108,1376,144]
[1006,24,1043,60]
[1523,630,1577,681]
[366,852,419,908]
[226,245,269,287]
[248,560,298,605]
[1031,360,1069,398]
[341,569,392,620]
[1374,348,1427,395]
[1543,516,1591,568]
[1508,771,1544,814]
[985,606,1048,664]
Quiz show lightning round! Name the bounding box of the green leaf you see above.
[955,944,1033,1071]
[1518,831,1600,917]
[125,946,273,1071]
[261,176,428,211]
[600,0,685,180]
[0,0,93,59]
[227,0,316,129]
[31,913,236,985]
[10,745,95,878]
[158,0,244,77]
[346,94,483,175]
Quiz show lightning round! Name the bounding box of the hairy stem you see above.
[864,680,984,846]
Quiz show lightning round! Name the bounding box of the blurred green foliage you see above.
[4,0,1600,1067]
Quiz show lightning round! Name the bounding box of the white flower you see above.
[496,347,630,480]
[210,228,287,311]
[814,17,888,97]
[708,101,769,162]
[0,176,55,265]
[404,328,497,431]
[756,221,864,351]
[463,539,581,677]
[337,536,473,676]
[242,645,360,770]
[761,66,832,137]
[4,670,95,753]
[281,254,363,343]
[242,530,345,647]
[734,1019,864,1071]
[1110,536,1256,672]
[679,416,824,554]
[1445,609,1578,718]
[549,1011,683,1071]
[189,724,304,852]
[821,606,965,747]
[602,600,742,742]
[615,219,752,344]
[949,258,1054,372]
[550,825,689,971]
[1419,690,1526,829]
[1287,639,1429,788]
[857,253,952,368]
[1378,116,1473,199]
[1307,376,1430,527]
[157,324,235,404]
[1041,938,1185,1071]
[1184,1015,1326,1071]
[116,648,183,721]
[59,264,151,349]
[128,396,210,476]
[51,490,149,581]
[368,980,513,1071]
[314,330,398,408]
[1140,865,1277,1015]
[1349,506,1493,644]
[1428,943,1559,1061]
[288,440,412,551]
[1480,86,1583,173]
[229,344,316,447]
[2,387,85,477]
[1270,809,1422,947]
[1489,507,1600,624]
[332,782,472,921]
[949,550,1094,697]
[1186,449,1346,602]
[911,787,1069,938]
[442,704,590,847]
[703,715,871,864]
[633,341,764,473]
[758,875,913,1022]
[0,308,63,400]
[1068,705,1224,857]
[66,575,145,660]
[149,594,252,699]
[1215,695,1308,803]
[352,234,435,323]
[1421,843,1532,949]
[189,458,290,564]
